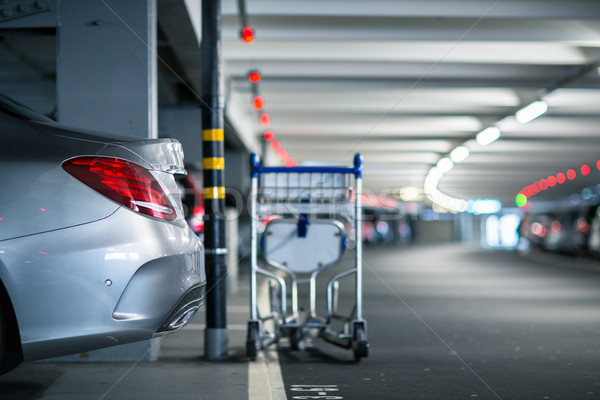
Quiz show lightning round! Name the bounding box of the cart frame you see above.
[246,153,369,361]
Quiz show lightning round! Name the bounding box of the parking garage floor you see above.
[2,244,600,400]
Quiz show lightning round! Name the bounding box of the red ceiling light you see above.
[264,130,275,141]
[241,27,254,43]
[581,164,591,176]
[597,160,600,171]
[270,141,281,151]
[260,113,271,127]
[547,175,557,187]
[260,114,270,126]
[539,179,548,190]
[284,157,295,167]
[277,149,288,160]
[567,169,576,180]
[556,172,566,184]
[248,71,261,83]
[253,96,264,110]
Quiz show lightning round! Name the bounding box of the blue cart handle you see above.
[250,153,363,178]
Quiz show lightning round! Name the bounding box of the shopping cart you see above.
[246,153,369,361]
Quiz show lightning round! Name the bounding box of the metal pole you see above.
[202,0,228,360]
[354,155,363,321]
[250,173,258,321]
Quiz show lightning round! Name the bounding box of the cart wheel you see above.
[246,323,260,361]
[353,325,369,361]
[289,327,306,351]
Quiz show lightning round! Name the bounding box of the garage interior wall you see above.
[57,0,158,139]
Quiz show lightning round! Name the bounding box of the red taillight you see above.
[190,206,204,233]
[63,156,177,221]
[551,221,562,233]
[576,218,590,235]
[531,222,547,237]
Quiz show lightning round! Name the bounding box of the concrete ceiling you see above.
[1,0,599,209]
[217,0,600,207]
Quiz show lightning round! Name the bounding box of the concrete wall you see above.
[413,219,455,245]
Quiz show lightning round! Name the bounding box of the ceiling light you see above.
[476,127,501,146]
[248,71,261,83]
[436,157,453,173]
[270,140,281,151]
[515,194,527,207]
[515,100,548,124]
[399,186,421,202]
[241,27,255,43]
[277,149,288,160]
[450,146,469,163]
[253,96,264,110]
[468,199,501,215]
[427,167,443,181]
[264,130,275,141]
[260,113,270,126]
[581,164,591,176]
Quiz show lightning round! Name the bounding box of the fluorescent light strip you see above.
[476,127,501,146]
[515,100,548,124]
[450,146,469,163]
[436,157,454,173]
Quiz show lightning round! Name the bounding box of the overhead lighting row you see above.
[238,12,297,167]
[515,161,600,207]
[243,36,298,167]
[424,100,549,213]
[247,71,298,167]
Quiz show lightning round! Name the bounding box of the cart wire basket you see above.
[246,153,369,361]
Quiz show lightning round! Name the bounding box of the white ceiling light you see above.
[450,146,469,163]
[476,127,501,146]
[515,100,548,124]
[398,186,421,202]
[436,157,454,173]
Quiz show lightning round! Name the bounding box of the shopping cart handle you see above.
[250,153,363,178]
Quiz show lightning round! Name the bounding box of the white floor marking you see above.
[249,281,287,400]
[249,347,287,400]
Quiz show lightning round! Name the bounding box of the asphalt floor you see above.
[2,244,600,400]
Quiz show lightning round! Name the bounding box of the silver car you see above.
[0,93,205,374]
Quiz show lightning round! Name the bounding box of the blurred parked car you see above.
[544,209,579,254]
[179,166,205,238]
[0,93,206,374]
[525,213,553,250]
[587,206,600,259]
[573,205,597,256]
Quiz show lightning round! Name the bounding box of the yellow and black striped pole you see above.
[201,0,228,360]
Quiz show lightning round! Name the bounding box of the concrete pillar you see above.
[454,212,474,243]
[56,0,157,139]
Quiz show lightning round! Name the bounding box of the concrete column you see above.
[454,212,474,243]
[56,0,157,139]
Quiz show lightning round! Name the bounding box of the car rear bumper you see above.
[0,207,206,361]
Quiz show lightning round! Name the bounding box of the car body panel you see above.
[1,111,187,241]
[0,93,206,365]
